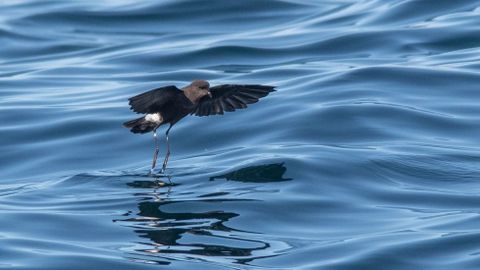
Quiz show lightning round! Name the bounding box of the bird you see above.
[123,80,275,174]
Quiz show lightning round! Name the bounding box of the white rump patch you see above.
[145,113,162,123]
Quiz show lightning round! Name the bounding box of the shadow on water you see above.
[115,162,292,266]
[209,162,292,183]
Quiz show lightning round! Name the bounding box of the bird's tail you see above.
[123,116,157,134]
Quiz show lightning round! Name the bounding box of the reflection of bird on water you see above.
[115,162,291,265]
[123,80,275,174]
[119,189,270,263]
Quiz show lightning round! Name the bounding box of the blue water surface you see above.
[1,0,480,269]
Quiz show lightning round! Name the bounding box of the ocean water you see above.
[1,0,480,269]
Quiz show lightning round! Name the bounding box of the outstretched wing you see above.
[192,84,275,116]
[128,85,181,114]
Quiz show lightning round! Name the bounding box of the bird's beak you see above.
[207,91,212,98]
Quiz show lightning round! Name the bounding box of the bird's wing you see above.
[128,85,181,114]
[192,84,275,116]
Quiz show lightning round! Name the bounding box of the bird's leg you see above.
[150,128,160,174]
[161,125,172,174]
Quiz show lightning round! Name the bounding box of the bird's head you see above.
[191,80,211,98]
[184,80,212,103]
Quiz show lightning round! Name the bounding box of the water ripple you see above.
[2,0,480,269]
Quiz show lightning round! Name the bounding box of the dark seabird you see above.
[123,80,275,173]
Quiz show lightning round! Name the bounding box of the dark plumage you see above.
[192,84,275,116]
[123,80,275,173]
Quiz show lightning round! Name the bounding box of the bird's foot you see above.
[148,167,168,177]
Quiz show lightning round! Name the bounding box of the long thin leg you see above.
[150,129,160,174]
[161,125,172,174]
